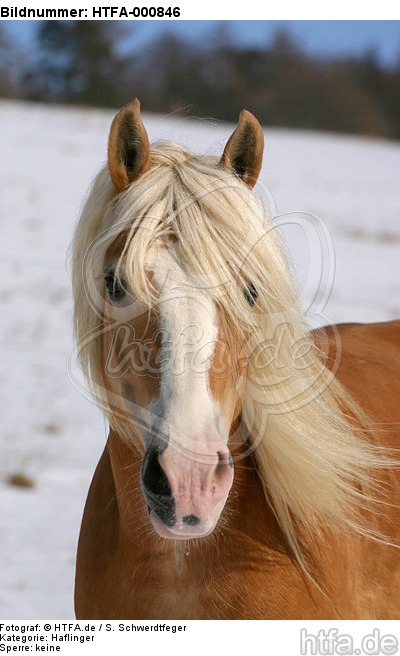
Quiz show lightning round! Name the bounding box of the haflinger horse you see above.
[72,99,400,620]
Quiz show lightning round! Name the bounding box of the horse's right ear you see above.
[107,98,151,192]
[220,110,264,188]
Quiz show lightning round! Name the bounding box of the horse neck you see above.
[107,428,147,533]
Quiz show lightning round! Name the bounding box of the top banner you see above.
[1,1,400,20]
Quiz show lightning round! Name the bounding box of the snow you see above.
[1,100,399,619]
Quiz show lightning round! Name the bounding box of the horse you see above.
[72,99,400,619]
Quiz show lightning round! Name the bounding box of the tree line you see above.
[1,22,400,140]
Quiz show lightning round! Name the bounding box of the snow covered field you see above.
[1,100,399,619]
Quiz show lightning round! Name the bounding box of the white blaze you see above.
[151,248,220,443]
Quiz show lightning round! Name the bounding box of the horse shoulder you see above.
[315,320,400,617]
[315,320,400,426]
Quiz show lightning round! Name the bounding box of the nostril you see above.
[182,514,200,526]
[141,448,176,528]
[216,449,234,471]
[141,448,171,497]
[214,449,235,494]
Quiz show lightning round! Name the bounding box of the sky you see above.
[4,20,400,66]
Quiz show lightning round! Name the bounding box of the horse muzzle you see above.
[140,436,234,539]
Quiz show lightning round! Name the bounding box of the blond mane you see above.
[72,140,394,565]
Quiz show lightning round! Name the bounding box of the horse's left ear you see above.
[220,110,264,188]
[107,98,151,192]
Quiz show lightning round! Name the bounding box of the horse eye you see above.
[244,282,258,307]
[104,271,127,303]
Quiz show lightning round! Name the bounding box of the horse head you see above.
[101,99,264,539]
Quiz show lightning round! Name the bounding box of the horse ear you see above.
[107,98,151,192]
[220,110,264,188]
